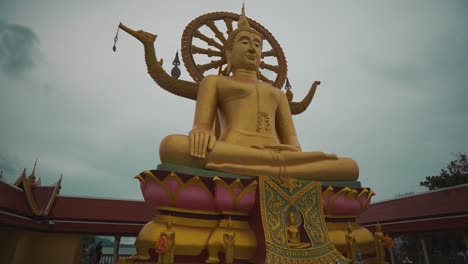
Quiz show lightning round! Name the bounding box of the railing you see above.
[97,254,132,264]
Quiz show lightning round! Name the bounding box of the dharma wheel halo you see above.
[181,11,288,88]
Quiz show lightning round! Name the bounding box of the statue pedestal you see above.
[321,184,376,262]
[120,165,376,263]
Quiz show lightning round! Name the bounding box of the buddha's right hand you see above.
[189,129,216,159]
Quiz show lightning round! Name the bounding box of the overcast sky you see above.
[1,0,467,202]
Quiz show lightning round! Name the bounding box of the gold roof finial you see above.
[28,159,38,184]
[238,3,250,30]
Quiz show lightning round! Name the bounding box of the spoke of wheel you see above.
[206,21,227,44]
[259,72,274,84]
[223,17,234,36]
[197,59,226,74]
[191,45,223,57]
[260,61,279,73]
[193,30,223,50]
[261,49,276,58]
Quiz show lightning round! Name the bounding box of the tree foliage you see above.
[420,153,468,190]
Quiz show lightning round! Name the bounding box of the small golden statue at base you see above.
[223,218,236,264]
[345,222,358,262]
[156,222,175,264]
[286,211,311,249]
[374,223,385,264]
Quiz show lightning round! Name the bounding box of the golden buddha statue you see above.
[286,211,311,249]
[223,218,236,264]
[374,223,385,264]
[157,221,175,264]
[345,222,357,262]
[159,6,359,181]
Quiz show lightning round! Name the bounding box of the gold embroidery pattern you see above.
[278,177,304,194]
[265,188,287,246]
[301,186,324,244]
[259,177,349,263]
[256,111,271,132]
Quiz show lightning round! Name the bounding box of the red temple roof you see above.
[357,183,468,233]
[0,176,154,236]
[3,168,468,236]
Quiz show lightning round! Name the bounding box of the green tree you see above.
[420,153,468,190]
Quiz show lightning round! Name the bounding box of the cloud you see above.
[0,20,40,77]
[0,153,23,180]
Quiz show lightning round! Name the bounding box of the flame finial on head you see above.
[238,3,250,30]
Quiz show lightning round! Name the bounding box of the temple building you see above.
[358,183,468,263]
[2,166,467,263]
[0,167,153,264]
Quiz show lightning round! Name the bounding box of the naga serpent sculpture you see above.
[118,11,320,115]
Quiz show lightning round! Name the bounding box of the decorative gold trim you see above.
[174,175,215,206]
[156,205,221,216]
[14,169,27,187]
[213,176,245,190]
[345,188,359,199]
[325,214,358,219]
[359,190,376,209]
[357,188,369,199]
[154,214,220,228]
[42,175,62,216]
[233,180,258,210]
[20,177,41,216]
[220,210,249,216]
[163,171,184,185]
[213,176,258,211]
[138,171,218,208]
[322,186,334,197]
[217,218,251,229]
[328,187,352,213]
[135,171,173,205]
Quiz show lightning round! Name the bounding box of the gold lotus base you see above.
[122,214,256,263]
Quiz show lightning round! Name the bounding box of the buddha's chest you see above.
[217,81,280,109]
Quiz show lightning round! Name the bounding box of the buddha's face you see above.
[228,30,262,71]
[288,212,296,225]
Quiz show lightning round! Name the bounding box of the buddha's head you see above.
[288,212,297,225]
[224,5,264,74]
[167,221,172,229]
